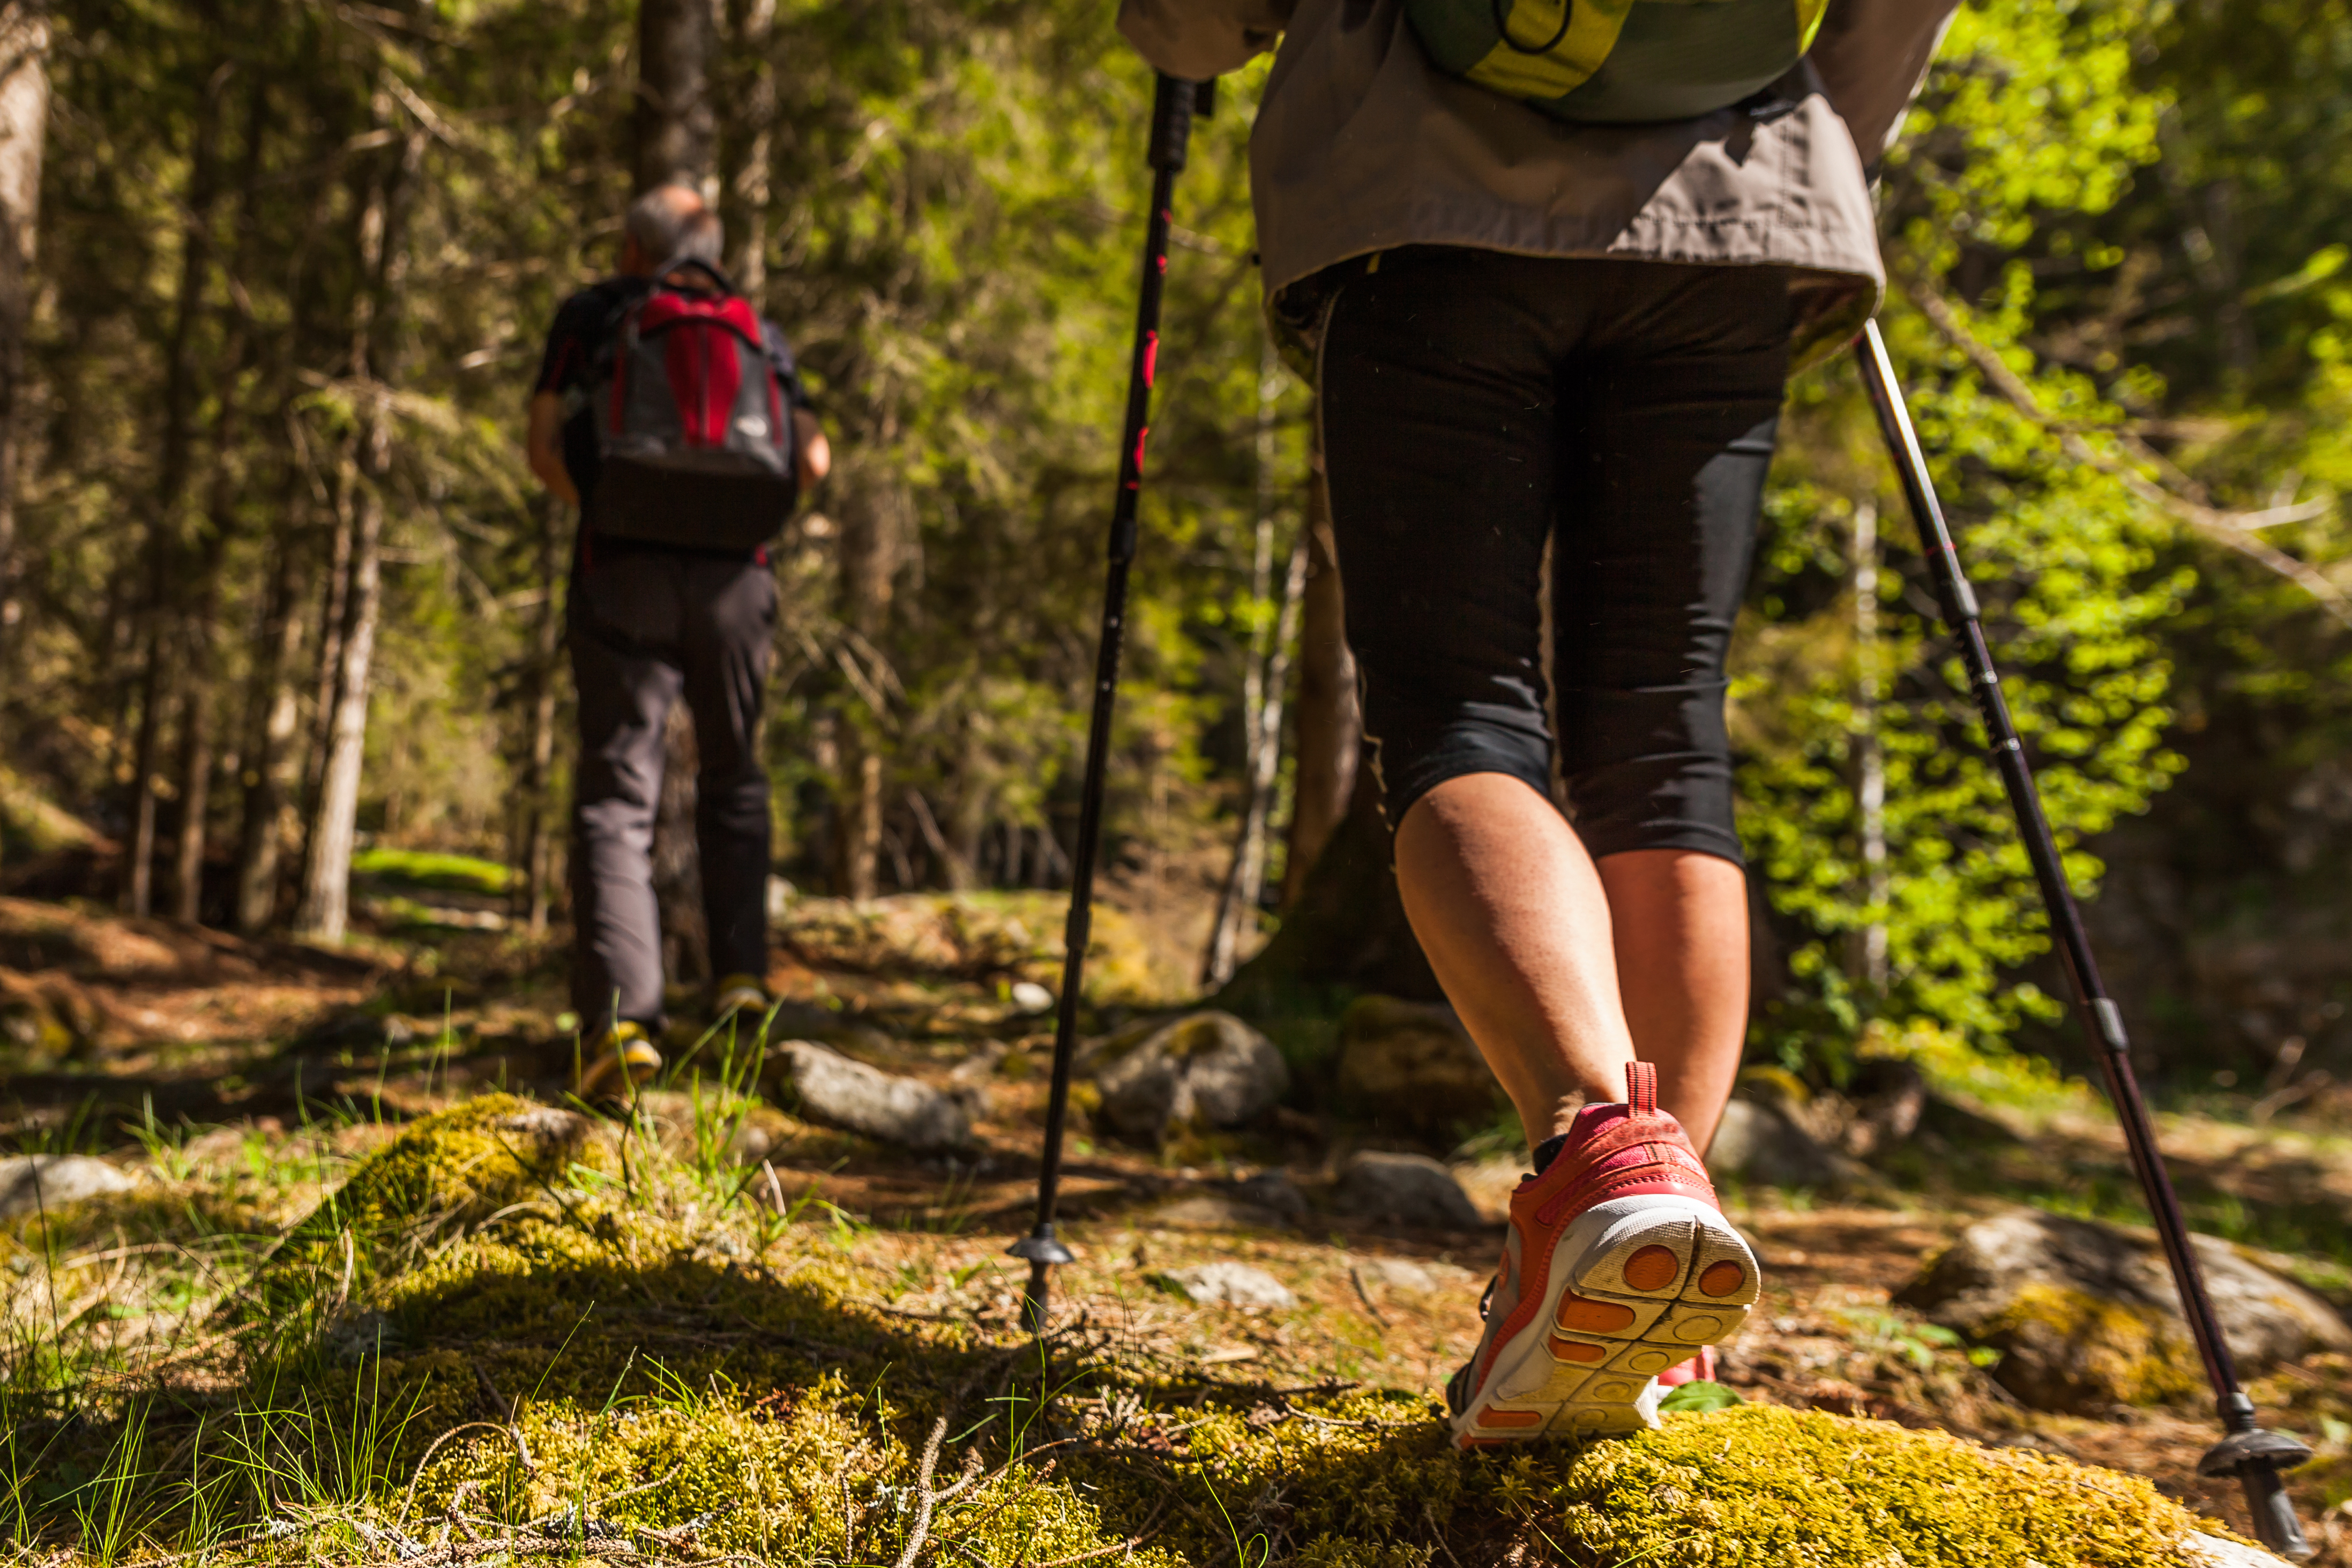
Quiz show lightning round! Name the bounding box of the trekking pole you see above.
[1855,319,2314,1560]
[1009,71,1212,1337]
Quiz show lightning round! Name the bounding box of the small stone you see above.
[0,1154,136,1219]
[1157,1261,1296,1309]
[778,1041,969,1151]
[1335,1151,1484,1230]
[1706,1097,1865,1190]
[1090,1011,1289,1146]
[1233,1170,1312,1222]
[1333,995,1506,1137]
[1895,1209,2352,1413]
[1008,980,1054,1014]
[1353,1256,1437,1293]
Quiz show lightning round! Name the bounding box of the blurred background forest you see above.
[1,0,2349,1109]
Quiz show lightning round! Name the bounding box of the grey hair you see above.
[624,185,723,266]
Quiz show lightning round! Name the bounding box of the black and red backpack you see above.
[587,257,799,551]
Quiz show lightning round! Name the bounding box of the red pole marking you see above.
[1156,254,1168,275]
[1143,331,1159,389]
[1128,424,1150,487]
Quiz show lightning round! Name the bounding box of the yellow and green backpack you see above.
[1405,0,1831,124]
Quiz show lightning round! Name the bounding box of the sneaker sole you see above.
[1448,1194,1760,1448]
[578,1046,663,1101]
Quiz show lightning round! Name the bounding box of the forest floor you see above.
[2,870,2350,1566]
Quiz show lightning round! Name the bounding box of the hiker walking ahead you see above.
[1121,0,1954,1443]
[526,185,830,1098]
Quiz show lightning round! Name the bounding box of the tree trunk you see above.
[835,480,900,900]
[716,0,774,290]
[233,494,307,933]
[1204,531,1308,988]
[123,60,232,916]
[0,4,44,676]
[1279,451,1357,910]
[295,121,423,942]
[1218,752,1439,1013]
[173,73,271,925]
[634,0,713,195]
[295,451,385,942]
[517,494,563,934]
[1851,499,1889,995]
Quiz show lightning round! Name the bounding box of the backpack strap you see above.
[652,253,737,295]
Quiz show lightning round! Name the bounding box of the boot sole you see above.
[1448,1194,1760,1448]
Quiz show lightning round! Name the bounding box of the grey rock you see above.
[0,1154,136,1219]
[1157,1261,1296,1310]
[1353,1256,1440,1293]
[1234,1170,1312,1223]
[2185,1533,2295,1567]
[1335,1151,1484,1230]
[778,1041,969,1151]
[1333,995,1506,1136]
[1895,1209,2352,1413]
[1092,1011,1289,1146]
[1706,1097,1866,1189]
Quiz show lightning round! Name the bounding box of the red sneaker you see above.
[1654,1346,1718,1388]
[1446,1062,1759,1447]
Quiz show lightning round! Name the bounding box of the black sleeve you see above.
[534,292,602,397]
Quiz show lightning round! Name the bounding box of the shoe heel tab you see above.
[1627,1060,1658,1116]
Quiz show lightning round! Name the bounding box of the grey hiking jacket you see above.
[1117,0,1959,368]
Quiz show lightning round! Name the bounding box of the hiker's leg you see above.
[1321,248,1630,1145]
[681,555,778,989]
[1393,775,1636,1141]
[1554,262,1793,1154]
[568,547,688,1034]
[1595,851,1749,1153]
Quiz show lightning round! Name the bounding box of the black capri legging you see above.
[1318,248,1792,867]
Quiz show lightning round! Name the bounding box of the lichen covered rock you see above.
[1333,994,1505,1136]
[1089,1010,1289,1146]
[1896,1210,2352,1411]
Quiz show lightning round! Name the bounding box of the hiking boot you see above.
[1445,1061,1759,1448]
[710,973,769,1022]
[577,1020,663,1102]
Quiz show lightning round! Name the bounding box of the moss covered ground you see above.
[2,901,2348,1565]
[0,1091,2255,1568]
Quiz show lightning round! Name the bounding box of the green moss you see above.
[1537,1403,2208,1567]
[349,847,514,895]
[5,1093,2246,1566]
[235,1095,612,1319]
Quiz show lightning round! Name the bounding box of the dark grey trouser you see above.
[568,542,776,1031]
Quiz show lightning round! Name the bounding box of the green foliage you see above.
[1738,0,2205,1070]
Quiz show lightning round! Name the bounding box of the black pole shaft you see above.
[1855,320,2311,1558]
[1011,73,1201,1334]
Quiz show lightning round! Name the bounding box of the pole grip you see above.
[1148,73,1199,173]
